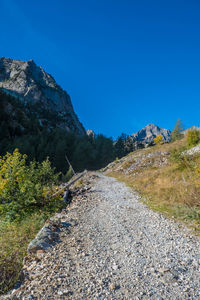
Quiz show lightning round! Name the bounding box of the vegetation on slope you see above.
[107,133,200,233]
[0,214,47,294]
[0,150,64,294]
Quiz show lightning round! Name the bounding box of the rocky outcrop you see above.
[131,123,171,146]
[183,144,200,156]
[86,129,95,137]
[102,149,170,173]
[0,57,85,135]
[27,217,62,254]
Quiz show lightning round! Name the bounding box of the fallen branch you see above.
[50,170,87,199]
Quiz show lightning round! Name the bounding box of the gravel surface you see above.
[3,173,200,299]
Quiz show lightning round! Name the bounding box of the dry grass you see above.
[147,137,187,153]
[0,214,47,294]
[108,138,200,233]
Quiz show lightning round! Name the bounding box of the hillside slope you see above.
[104,137,200,232]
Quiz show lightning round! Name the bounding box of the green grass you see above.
[0,213,49,295]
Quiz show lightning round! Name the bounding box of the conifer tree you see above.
[171,119,184,142]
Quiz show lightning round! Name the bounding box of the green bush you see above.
[0,149,62,221]
[187,130,200,147]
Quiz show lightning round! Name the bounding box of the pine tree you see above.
[171,119,184,142]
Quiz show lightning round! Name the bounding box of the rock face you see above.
[86,129,95,137]
[131,123,171,146]
[0,57,85,135]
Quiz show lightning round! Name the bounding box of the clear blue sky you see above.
[1,0,200,138]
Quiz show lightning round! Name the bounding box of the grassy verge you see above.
[0,149,67,295]
[0,213,50,294]
[108,139,200,234]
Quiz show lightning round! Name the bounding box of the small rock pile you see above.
[124,151,170,175]
[104,150,170,175]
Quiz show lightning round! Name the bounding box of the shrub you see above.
[0,149,62,221]
[153,134,164,145]
[187,130,200,147]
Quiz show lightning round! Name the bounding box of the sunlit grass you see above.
[0,213,48,294]
[107,138,200,233]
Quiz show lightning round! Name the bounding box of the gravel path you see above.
[5,173,200,299]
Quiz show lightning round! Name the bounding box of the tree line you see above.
[0,90,131,174]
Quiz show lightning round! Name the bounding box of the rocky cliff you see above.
[131,123,171,146]
[0,57,85,135]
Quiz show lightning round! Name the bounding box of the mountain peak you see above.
[132,123,171,144]
[144,123,161,129]
[0,57,85,135]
